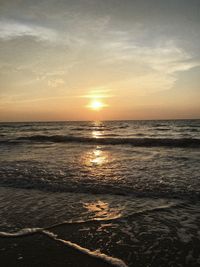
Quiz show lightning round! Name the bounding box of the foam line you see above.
[0,227,42,237]
[43,230,128,267]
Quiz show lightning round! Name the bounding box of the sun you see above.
[88,100,106,111]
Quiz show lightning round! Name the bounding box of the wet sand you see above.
[0,232,116,267]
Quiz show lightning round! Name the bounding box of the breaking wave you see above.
[1,135,199,148]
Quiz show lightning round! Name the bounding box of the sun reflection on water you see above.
[84,200,108,213]
[84,200,122,220]
[92,130,102,138]
[82,146,108,166]
[91,148,107,165]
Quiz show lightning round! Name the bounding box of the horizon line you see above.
[0,118,199,123]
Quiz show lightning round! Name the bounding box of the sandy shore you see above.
[0,232,117,267]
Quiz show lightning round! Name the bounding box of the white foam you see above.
[43,230,128,267]
[0,227,42,237]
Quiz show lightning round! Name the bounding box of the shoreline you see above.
[0,231,127,267]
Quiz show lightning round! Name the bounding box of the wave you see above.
[71,127,106,131]
[2,135,199,147]
[0,178,199,201]
[176,124,200,128]
[71,125,128,131]
[0,200,180,238]
[155,128,170,131]
[186,128,199,132]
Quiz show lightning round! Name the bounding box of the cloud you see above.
[81,87,114,98]
[102,33,199,72]
[99,33,200,94]
[0,20,58,42]
[0,4,199,103]
[108,73,177,96]
[48,78,65,88]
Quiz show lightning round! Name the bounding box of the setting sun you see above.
[88,100,106,111]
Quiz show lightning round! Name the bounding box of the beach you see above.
[1,197,200,267]
[0,232,115,267]
[0,120,200,266]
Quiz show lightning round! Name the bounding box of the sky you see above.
[0,0,200,121]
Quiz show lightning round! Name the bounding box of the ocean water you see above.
[0,120,200,266]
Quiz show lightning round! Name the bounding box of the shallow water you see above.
[0,120,200,266]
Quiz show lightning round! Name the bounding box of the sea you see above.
[0,120,200,266]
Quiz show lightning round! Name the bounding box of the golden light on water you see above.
[84,200,109,217]
[82,146,108,166]
[90,149,107,165]
[83,200,122,220]
[92,130,102,138]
